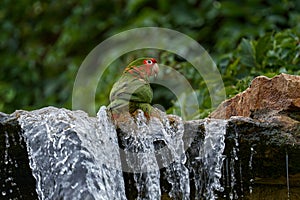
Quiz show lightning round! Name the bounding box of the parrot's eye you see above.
[146,60,153,64]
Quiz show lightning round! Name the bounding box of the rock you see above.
[2,73,300,199]
[0,112,38,199]
[210,73,300,119]
[206,73,300,198]
[184,116,300,199]
[210,73,300,140]
[1,107,300,199]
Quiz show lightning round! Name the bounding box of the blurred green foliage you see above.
[0,0,299,118]
[220,29,300,98]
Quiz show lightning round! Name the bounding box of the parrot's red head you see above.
[124,58,159,80]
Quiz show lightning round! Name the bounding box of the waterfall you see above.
[161,115,190,199]
[190,119,227,200]
[118,110,190,199]
[17,106,190,199]
[120,110,161,200]
[18,106,127,200]
[16,106,231,199]
[202,119,227,199]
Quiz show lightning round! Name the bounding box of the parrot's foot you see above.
[107,106,166,130]
[132,109,151,121]
[132,106,166,121]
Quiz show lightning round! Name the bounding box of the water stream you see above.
[18,106,127,200]
[120,111,162,199]
[118,110,190,199]
[190,119,227,200]
[16,106,230,199]
[286,152,290,199]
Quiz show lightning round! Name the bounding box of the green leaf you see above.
[239,38,256,68]
[255,33,273,67]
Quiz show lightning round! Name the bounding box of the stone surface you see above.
[210,73,300,120]
[210,73,300,141]
[185,116,300,199]
[1,73,300,199]
[1,107,300,199]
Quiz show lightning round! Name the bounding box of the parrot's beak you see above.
[152,63,159,78]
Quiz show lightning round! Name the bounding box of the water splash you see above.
[15,106,235,199]
[248,146,255,194]
[191,119,227,200]
[226,124,240,200]
[161,115,190,199]
[18,106,127,200]
[118,111,190,199]
[120,111,161,199]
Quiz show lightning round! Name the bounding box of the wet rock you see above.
[0,112,38,199]
[209,73,300,199]
[182,116,300,199]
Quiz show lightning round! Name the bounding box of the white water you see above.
[18,106,126,200]
[248,146,255,194]
[16,106,231,199]
[121,111,161,199]
[160,115,190,199]
[191,119,227,200]
[119,110,190,199]
[203,119,227,199]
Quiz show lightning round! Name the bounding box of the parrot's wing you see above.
[129,83,153,103]
[109,76,128,101]
[109,75,153,104]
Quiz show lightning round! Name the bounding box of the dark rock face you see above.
[0,113,38,199]
[209,73,300,199]
[185,117,300,199]
[225,117,300,199]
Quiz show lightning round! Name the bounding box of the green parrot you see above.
[107,57,159,119]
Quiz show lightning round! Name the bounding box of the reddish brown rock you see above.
[210,73,300,120]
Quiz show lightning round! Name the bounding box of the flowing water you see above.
[190,119,227,200]
[119,111,162,199]
[286,152,290,199]
[16,106,230,199]
[229,125,240,200]
[18,106,126,200]
[161,116,190,199]
[248,146,255,194]
[118,110,190,199]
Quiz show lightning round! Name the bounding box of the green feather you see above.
[107,57,157,115]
